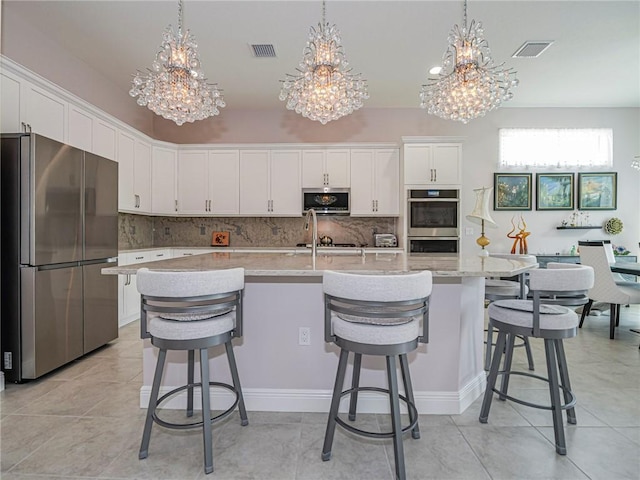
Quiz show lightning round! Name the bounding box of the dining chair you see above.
[578,241,640,339]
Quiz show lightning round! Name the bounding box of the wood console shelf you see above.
[556,226,601,230]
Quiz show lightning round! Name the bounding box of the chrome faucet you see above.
[304,208,318,261]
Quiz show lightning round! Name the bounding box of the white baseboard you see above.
[139,372,486,415]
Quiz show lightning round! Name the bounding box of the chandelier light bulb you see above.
[129,0,224,126]
[419,0,519,123]
[279,0,369,125]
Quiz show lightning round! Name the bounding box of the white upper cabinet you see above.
[403,143,461,186]
[118,131,151,213]
[177,149,239,215]
[350,149,400,216]
[152,146,177,215]
[23,82,67,143]
[302,149,350,188]
[67,104,94,151]
[209,150,240,215]
[177,150,209,215]
[134,140,152,212]
[239,150,301,216]
[270,150,302,215]
[0,70,67,142]
[0,69,23,133]
[92,118,117,160]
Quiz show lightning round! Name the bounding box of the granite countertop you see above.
[119,246,404,254]
[105,251,536,278]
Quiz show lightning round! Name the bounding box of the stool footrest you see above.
[152,381,240,430]
[334,386,418,439]
[491,370,576,411]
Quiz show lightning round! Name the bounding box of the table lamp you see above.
[466,186,498,257]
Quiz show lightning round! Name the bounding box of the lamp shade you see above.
[466,187,498,228]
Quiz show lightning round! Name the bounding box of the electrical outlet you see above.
[465,227,474,236]
[298,327,311,346]
[164,227,170,235]
[200,225,206,235]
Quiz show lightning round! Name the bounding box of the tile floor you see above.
[1,306,639,480]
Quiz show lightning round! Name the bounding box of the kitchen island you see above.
[104,251,536,414]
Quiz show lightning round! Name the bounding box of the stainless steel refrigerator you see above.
[1,133,119,382]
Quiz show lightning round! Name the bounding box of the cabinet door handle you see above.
[125,274,131,286]
[175,200,178,212]
[434,169,437,182]
[375,200,378,212]
[21,122,27,133]
[205,199,208,212]
[26,123,32,133]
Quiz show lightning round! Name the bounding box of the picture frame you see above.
[494,173,532,210]
[536,173,574,210]
[578,172,617,210]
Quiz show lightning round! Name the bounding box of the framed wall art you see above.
[494,173,532,210]
[578,172,617,210]
[536,173,574,210]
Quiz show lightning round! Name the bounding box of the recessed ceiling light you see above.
[429,66,442,75]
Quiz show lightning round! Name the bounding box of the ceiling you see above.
[3,1,639,111]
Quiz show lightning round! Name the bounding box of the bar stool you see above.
[484,253,538,371]
[480,263,594,455]
[136,267,248,475]
[321,270,431,480]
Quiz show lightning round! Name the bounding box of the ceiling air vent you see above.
[250,44,276,58]
[512,41,554,58]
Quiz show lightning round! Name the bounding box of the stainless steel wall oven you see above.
[407,189,460,253]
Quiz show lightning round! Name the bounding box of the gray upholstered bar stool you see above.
[484,253,538,371]
[480,263,594,455]
[322,270,431,480]
[136,267,248,475]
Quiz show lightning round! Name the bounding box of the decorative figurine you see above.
[507,215,530,254]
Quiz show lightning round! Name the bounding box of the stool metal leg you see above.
[609,304,617,339]
[386,355,406,480]
[225,341,249,426]
[544,339,567,455]
[199,348,214,474]
[348,353,362,421]
[484,321,494,371]
[399,354,420,440]
[523,337,535,371]
[480,331,506,423]
[322,349,349,462]
[187,350,195,417]
[554,339,576,425]
[499,334,516,401]
[140,348,167,460]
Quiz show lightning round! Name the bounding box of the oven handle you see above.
[408,198,459,202]
[408,236,460,240]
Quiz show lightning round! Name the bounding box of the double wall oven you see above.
[407,189,460,253]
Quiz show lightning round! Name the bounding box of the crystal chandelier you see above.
[129,0,224,126]
[419,0,519,124]
[279,0,369,125]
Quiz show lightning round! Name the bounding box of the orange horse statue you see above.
[507,216,530,254]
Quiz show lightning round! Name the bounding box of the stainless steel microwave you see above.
[302,188,350,215]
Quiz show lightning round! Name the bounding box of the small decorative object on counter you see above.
[569,245,577,256]
[612,245,630,255]
[603,217,623,235]
[212,231,230,246]
[507,215,530,254]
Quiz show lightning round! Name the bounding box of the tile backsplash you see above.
[119,213,397,250]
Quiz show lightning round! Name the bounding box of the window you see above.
[499,128,613,168]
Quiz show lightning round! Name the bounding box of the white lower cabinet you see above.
[118,249,171,327]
